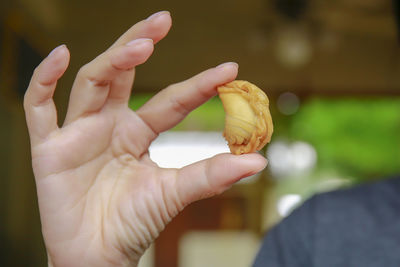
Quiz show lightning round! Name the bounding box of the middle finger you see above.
[64,38,154,125]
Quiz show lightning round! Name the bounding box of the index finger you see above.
[136,62,238,135]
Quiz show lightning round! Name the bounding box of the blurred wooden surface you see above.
[1,0,399,97]
[155,176,270,267]
[0,16,46,267]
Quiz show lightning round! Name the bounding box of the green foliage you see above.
[130,95,400,181]
[290,98,400,180]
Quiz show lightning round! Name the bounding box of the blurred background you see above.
[1,0,400,266]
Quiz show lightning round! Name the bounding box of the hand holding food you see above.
[23,11,268,267]
[218,80,273,155]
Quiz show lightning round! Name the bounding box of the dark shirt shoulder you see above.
[253,176,400,267]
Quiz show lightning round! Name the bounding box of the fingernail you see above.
[125,38,153,46]
[48,44,66,57]
[146,11,170,21]
[216,62,239,69]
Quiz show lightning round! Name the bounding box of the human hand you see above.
[24,11,267,267]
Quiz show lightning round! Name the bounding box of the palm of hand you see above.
[34,108,181,265]
[24,12,267,267]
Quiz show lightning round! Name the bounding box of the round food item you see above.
[218,80,273,155]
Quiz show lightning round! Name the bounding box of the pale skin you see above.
[24,11,267,267]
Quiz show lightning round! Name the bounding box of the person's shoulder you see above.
[314,175,400,208]
[259,175,400,243]
[309,175,400,226]
[253,176,400,267]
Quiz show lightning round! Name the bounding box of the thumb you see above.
[176,153,267,206]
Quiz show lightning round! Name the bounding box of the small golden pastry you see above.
[218,80,273,155]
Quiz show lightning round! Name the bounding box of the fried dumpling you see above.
[218,80,273,155]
